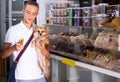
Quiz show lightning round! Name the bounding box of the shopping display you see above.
[46,1,120,73]
[46,2,120,28]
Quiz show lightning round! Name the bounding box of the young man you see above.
[1,1,46,82]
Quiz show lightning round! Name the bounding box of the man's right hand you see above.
[14,42,24,51]
[1,42,24,59]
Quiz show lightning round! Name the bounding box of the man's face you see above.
[22,5,38,24]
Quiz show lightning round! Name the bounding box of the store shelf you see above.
[51,54,120,79]
[46,1,120,82]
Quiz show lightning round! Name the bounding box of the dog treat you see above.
[94,31,118,50]
[19,38,24,45]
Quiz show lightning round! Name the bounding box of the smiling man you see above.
[1,1,46,82]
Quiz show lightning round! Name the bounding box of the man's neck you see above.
[22,20,32,29]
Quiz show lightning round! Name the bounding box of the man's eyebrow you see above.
[25,10,30,12]
[25,10,37,14]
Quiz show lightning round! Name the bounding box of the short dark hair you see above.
[24,1,39,9]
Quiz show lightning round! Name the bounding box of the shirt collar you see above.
[20,21,34,31]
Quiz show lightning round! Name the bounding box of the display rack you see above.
[51,54,120,78]
[45,0,120,82]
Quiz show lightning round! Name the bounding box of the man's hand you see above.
[35,39,50,58]
[14,42,24,51]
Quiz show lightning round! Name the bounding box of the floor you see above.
[0,55,7,82]
[0,74,6,82]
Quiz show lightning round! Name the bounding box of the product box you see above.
[79,0,92,7]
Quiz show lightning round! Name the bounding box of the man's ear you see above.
[22,9,25,14]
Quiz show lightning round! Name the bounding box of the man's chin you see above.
[26,21,33,24]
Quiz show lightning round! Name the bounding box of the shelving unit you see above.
[50,53,120,82]
[45,1,120,82]
[46,24,120,82]
[51,54,120,78]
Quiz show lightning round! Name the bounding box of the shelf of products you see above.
[48,25,120,73]
[45,1,120,82]
[50,54,120,79]
[46,1,120,27]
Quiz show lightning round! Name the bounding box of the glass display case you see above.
[45,0,120,82]
[48,25,120,71]
[50,54,120,82]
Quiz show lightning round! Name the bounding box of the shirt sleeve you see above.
[4,27,16,45]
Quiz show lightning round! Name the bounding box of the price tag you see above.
[62,57,76,66]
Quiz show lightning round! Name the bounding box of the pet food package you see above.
[92,14,108,27]
[81,7,92,27]
[118,35,120,51]
[106,5,120,17]
[99,3,108,14]
[94,31,118,51]
[92,5,100,16]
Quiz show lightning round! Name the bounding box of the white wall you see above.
[37,0,47,26]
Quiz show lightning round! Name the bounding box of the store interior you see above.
[0,0,120,82]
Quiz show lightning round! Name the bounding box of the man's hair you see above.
[24,1,39,9]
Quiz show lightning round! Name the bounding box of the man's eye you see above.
[27,11,30,14]
[32,13,36,15]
